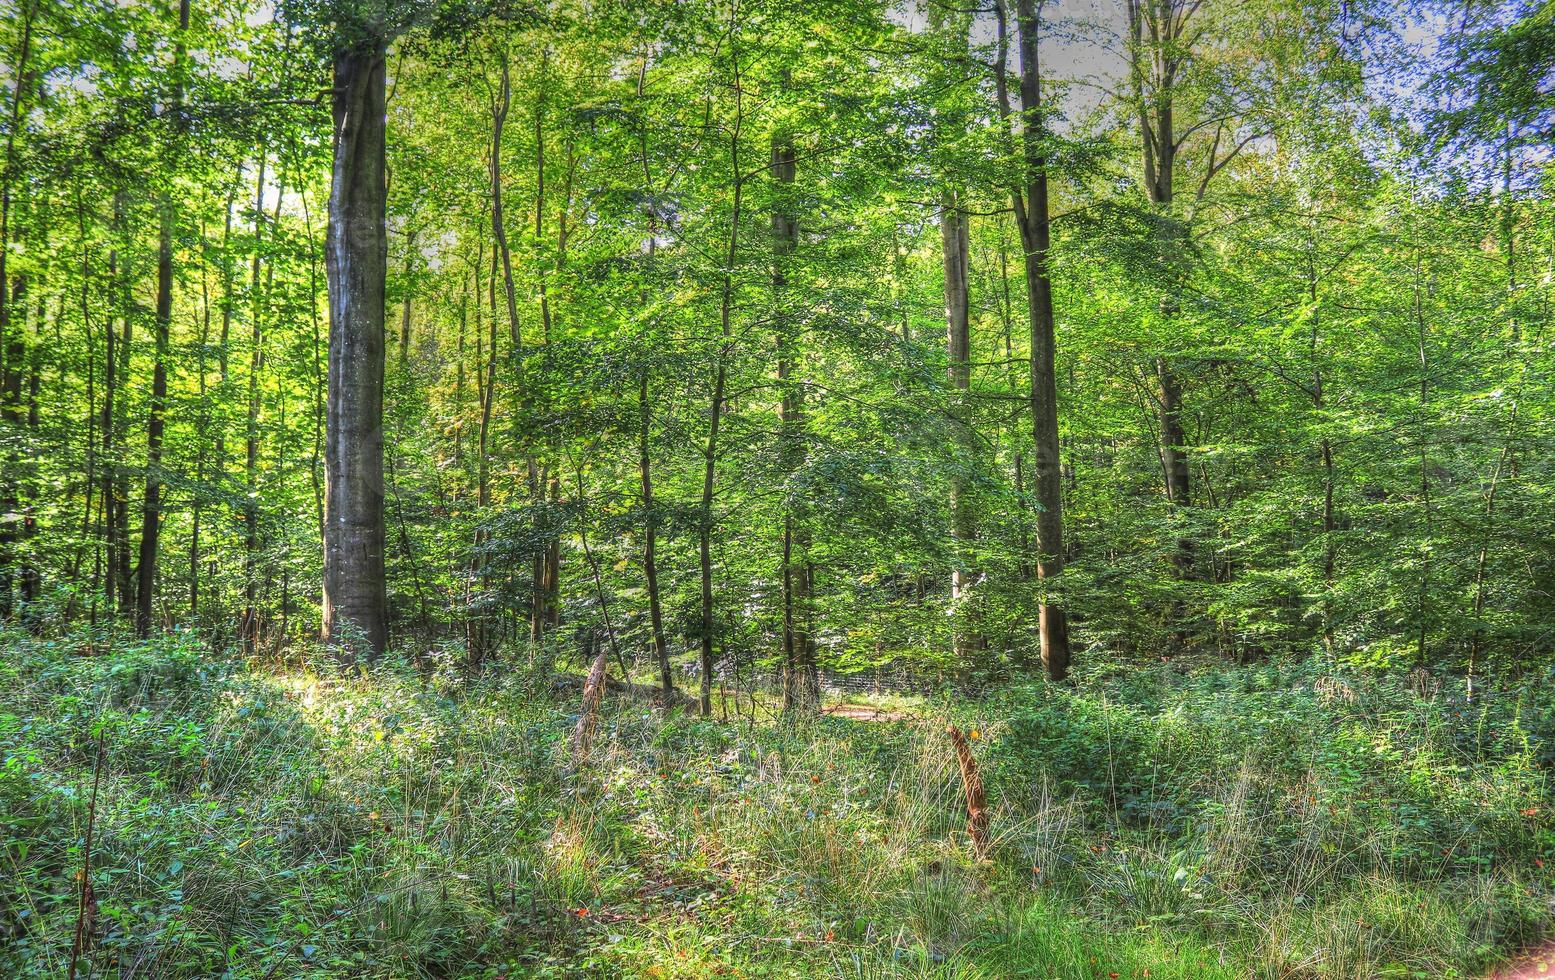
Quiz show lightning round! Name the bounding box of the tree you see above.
[0,0,1551,691]
[134,0,193,637]
[999,0,1071,680]
[322,19,391,659]
[0,0,37,621]
[927,2,984,662]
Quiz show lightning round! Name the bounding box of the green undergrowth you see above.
[1,630,1552,978]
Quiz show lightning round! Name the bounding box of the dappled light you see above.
[1,0,1553,975]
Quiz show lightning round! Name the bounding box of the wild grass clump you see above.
[987,657,1554,976]
[1,629,1550,977]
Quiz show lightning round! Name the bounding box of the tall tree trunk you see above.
[1156,355,1189,507]
[99,198,132,618]
[134,209,172,636]
[640,363,674,697]
[454,280,467,469]
[0,0,34,620]
[192,218,212,619]
[22,334,36,606]
[1003,0,1072,680]
[1468,129,1523,695]
[1305,251,1336,649]
[301,183,326,540]
[533,51,554,343]
[209,168,240,617]
[485,53,552,651]
[113,244,133,614]
[699,51,745,718]
[1,274,23,619]
[489,60,521,348]
[529,59,562,646]
[931,1,984,661]
[243,152,280,649]
[941,193,983,659]
[75,203,98,618]
[322,42,390,660]
[1412,249,1431,669]
[473,55,517,665]
[469,243,498,668]
[773,107,818,711]
[98,241,117,617]
[996,222,1035,582]
[634,59,676,700]
[17,294,39,620]
[1129,0,1192,576]
[134,0,190,637]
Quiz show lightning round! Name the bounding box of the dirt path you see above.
[822,703,917,722]
[1489,943,1555,979]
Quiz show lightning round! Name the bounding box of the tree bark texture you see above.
[1011,0,1072,680]
[322,44,390,660]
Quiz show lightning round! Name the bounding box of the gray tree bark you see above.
[322,43,390,660]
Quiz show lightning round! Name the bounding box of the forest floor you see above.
[1489,944,1555,979]
[822,702,919,722]
[2,629,1554,978]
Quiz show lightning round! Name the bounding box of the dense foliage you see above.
[4,0,1555,975]
[0,0,1549,680]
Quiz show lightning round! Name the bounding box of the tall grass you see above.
[0,630,1550,977]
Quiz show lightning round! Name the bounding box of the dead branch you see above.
[947,725,990,859]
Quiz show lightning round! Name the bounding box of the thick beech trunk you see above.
[322,44,390,660]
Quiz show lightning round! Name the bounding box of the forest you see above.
[2,0,1555,975]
